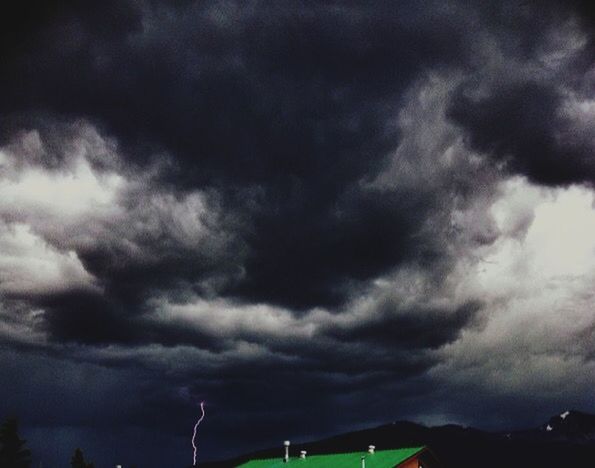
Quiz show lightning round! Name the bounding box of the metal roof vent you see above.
[300,450,307,459]
[368,445,376,454]
[283,440,291,463]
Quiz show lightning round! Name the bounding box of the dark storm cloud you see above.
[234,187,441,309]
[449,82,595,187]
[0,0,591,321]
[2,0,590,316]
[0,0,464,184]
[38,290,136,344]
[445,0,595,187]
[325,300,481,349]
[35,290,230,351]
[0,0,474,310]
[72,192,245,307]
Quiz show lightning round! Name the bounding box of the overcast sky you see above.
[1,1,594,467]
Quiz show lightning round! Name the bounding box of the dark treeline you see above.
[0,417,138,468]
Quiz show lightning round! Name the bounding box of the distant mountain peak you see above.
[541,410,595,440]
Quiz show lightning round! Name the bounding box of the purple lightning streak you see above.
[192,401,206,466]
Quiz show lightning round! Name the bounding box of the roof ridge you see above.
[243,446,426,462]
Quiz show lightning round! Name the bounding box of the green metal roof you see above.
[237,447,425,468]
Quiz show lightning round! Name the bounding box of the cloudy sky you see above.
[1,1,594,466]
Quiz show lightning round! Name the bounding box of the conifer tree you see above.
[70,448,86,468]
[70,448,94,468]
[0,418,32,468]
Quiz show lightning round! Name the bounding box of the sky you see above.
[0,1,594,467]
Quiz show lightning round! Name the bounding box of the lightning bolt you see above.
[192,401,206,466]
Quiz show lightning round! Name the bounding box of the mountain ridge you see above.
[200,410,595,468]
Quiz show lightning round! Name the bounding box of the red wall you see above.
[398,456,420,468]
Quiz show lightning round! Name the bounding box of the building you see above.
[237,446,440,468]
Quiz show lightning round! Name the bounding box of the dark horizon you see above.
[1,1,595,467]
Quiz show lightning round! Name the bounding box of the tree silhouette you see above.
[70,448,94,468]
[0,418,32,468]
[70,449,85,468]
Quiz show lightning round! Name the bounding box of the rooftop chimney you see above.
[283,440,291,463]
[300,450,307,459]
[368,445,375,454]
